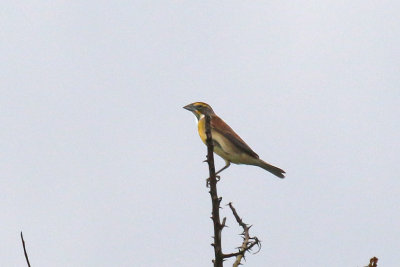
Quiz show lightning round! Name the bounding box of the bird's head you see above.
[183,102,215,120]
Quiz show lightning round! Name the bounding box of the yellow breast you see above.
[197,116,207,144]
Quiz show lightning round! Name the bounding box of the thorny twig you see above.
[224,203,261,267]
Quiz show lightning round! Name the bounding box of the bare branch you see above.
[224,203,261,267]
[205,114,224,267]
[20,232,31,267]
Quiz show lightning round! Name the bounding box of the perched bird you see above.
[184,102,285,178]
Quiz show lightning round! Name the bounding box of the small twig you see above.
[224,203,261,267]
[366,257,378,267]
[20,232,31,267]
[221,217,227,229]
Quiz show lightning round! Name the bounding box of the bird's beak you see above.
[183,104,195,111]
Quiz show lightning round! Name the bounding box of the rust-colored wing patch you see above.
[211,116,259,159]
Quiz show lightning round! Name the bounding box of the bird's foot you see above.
[206,175,220,187]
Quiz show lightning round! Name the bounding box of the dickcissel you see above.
[184,102,285,178]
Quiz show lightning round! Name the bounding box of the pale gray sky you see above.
[1,1,400,266]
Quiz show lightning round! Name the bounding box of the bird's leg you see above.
[205,161,230,187]
[216,161,231,175]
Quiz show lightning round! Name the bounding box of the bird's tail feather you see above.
[255,159,285,178]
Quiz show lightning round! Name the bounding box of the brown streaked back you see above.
[211,116,259,159]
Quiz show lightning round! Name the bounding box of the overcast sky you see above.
[1,1,400,266]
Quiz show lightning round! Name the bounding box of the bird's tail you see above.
[254,159,286,179]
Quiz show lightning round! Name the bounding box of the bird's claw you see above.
[206,175,220,187]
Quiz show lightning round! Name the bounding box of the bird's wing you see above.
[211,116,259,159]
